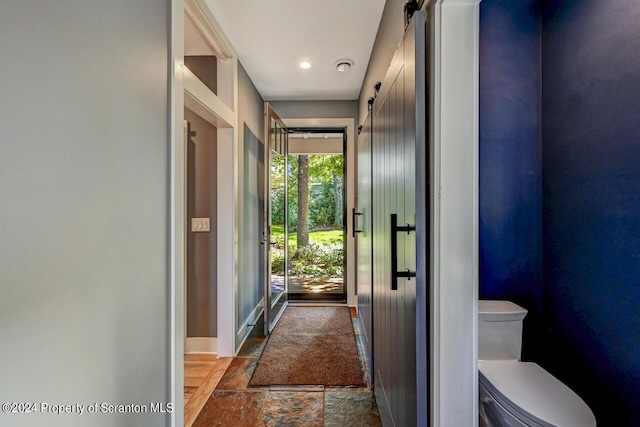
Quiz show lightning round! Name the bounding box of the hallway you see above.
[185,308,382,426]
[0,1,485,426]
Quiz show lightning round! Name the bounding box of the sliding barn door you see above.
[370,11,428,427]
[356,112,374,384]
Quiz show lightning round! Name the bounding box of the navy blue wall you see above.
[479,0,544,360]
[542,0,640,424]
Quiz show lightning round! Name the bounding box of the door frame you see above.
[282,118,357,307]
[425,0,480,425]
[286,126,348,302]
[170,0,240,424]
[264,102,290,333]
[175,1,239,359]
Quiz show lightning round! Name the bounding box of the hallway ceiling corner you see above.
[205,0,386,101]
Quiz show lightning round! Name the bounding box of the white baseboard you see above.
[185,337,218,354]
[235,301,264,353]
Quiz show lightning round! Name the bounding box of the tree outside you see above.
[270,154,344,282]
[296,155,310,248]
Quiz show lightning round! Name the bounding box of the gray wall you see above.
[185,108,218,338]
[184,56,217,94]
[236,63,266,347]
[239,124,264,333]
[0,2,170,426]
[269,100,358,121]
[239,63,265,148]
[357,0,408,122]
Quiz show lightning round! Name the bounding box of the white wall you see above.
[429,0,480,425]
[0,2,171,426]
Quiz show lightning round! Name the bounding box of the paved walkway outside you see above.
[271,276,344,295]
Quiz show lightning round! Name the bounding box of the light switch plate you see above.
[191,218,210,232]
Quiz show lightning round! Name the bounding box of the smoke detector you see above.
[334,59,354,73]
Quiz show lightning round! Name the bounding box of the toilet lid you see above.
[478,360,596,427]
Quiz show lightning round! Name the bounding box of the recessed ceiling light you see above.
[300,61,311,69]
[335,59,354,73]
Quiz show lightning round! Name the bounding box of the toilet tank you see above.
[478,300,528,360]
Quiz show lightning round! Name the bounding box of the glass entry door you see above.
[264,103,289,334]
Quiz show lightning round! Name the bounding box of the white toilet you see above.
[478,300,596,427]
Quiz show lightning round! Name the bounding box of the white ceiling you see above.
[205,0,386,101]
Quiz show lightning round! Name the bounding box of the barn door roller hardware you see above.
[404,1,420,28]
[367,81,383,113]
[390,213,416,290]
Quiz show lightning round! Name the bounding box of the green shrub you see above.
[295,243,326,263]
[289,263,325,277]
[320,245,343,267]
[287,242,343,278]
[271,248,285,275]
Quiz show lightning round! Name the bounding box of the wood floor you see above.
[184,354,232,427]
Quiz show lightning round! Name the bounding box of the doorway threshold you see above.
[288,301,347,307]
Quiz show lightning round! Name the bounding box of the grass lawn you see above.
[271,225,343,246]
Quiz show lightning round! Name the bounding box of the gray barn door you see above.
[369,11,428,427]
[356,112,374,384]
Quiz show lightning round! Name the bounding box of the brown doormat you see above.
[249,306,365,387]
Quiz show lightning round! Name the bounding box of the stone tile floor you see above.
[193,307,382,426]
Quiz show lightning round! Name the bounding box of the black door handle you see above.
[352,208,363,238]
[391,213,416,290]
